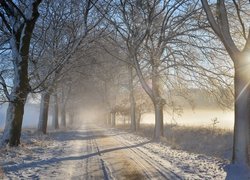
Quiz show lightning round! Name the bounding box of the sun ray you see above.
[236,80,250,102]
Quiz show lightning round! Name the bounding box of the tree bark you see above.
[129,66,136,131]
[61,103,66,128]
[130,102,136,131]
[1,35,30,146]
[152,58,165,140]
[201,0,250,165]
[2,93,28,146]
[154,102,164,140]
[136,111,141,130]
[0,0,42,147]
[38,91,51,134]
[107,112,111,125]
[68,111,75,126]
[111,112,116,127]
[52,94,59,129]
[232,67,250,165]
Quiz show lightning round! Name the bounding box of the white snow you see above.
[109,128,228,179]
[0,125,249,179]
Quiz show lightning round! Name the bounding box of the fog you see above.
[142,109,234,129]
[0,92,234,130]
[0,103,233,130]
[0,103,52,129]
[76,107,106,124]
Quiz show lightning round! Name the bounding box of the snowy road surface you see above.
[1,124,229,179]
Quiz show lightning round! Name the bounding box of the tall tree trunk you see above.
[68,111,75,126]
[107,112,111,125]
[130,102,136,131]
[123,115,126,125]
[136,111,141,130]
[61,103,66,128]
[232,67,250,165]
[129,66,136,131]
[1,37,30,146]
[60,85,71,128]
[111,112,116,127]
[2,93,28,146]
[52,94,59,129]
[133,53,166,140]
[0,0,41,146]
[152,59,165,140]
[154,102,164,140]
[201,0,250,166]
[38,91,51,134]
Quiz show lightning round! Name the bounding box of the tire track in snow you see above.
[113,133,184,179]
[84,125,183,179]
[88,129,115,180]
[123,149,157,179]
[85,136,91,179]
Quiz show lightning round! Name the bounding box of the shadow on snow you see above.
[4,137,150,173]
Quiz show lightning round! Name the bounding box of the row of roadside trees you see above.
[0,0,249,167]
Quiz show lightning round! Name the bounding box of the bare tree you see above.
[0,0,42,146]
[128,65,136,131]
[201,0,250,166]
[59,79,72,128]
[33,0,107,133]
[107,0,201,140]
[95,56,127,126]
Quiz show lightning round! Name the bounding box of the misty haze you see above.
[0,0,249,179]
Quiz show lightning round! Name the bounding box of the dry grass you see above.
[116,124,233,160]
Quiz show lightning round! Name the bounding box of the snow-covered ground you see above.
[0,124,249,179]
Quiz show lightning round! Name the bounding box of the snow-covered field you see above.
[116,124,233,160]
[0,124,249,179]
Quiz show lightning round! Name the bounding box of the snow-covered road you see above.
[1,124,230,179]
